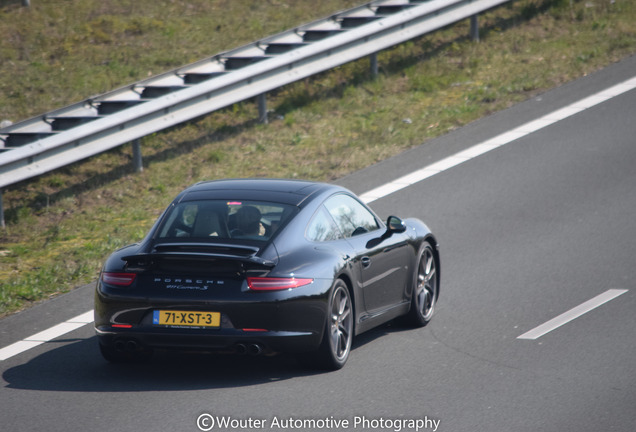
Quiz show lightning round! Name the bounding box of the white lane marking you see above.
[360,76,636,204]
[0,310,93,361]
[1,76,636,362]
[517,289,628,340]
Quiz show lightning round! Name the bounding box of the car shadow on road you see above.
[2,323,404,392]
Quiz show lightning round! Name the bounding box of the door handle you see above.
[361,256,371,268]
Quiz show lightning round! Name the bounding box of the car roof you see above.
[176,178,344,206]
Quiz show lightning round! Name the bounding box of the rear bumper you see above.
[95,327,319,354]
[94,278,333,354]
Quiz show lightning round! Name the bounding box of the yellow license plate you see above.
[153,310,220,328]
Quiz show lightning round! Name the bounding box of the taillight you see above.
[246,277,313,291]
[102,272,137,287]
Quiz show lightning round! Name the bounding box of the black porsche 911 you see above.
[95,178,439,370]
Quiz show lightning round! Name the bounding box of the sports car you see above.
[95,178,440,370]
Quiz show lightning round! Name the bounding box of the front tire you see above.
[407,243,439,327]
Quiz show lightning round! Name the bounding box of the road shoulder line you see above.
[360,76,636,204]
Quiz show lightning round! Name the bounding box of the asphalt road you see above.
[2,55,635,432]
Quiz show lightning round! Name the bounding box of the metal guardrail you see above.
[0,0,510,225]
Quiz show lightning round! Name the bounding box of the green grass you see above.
[1,0,635,316]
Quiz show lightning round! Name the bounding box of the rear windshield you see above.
[156,200,297,242]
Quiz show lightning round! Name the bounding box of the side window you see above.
[306,207,343,242]
[159,204,199,238]
[323,194,379,238]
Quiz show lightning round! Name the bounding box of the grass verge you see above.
[1,0,635,317]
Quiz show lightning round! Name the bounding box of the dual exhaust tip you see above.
[113,339,140,353]
[235,343,264,356]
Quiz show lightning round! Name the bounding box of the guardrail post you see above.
[132,139,143,173]
[370,53,378,77]
[257,93,268,124]
[0,190,5,229]
[470,15,480,42]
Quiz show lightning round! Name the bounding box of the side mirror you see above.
[386,215,406,233]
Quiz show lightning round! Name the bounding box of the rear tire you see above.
[299,279,353,370]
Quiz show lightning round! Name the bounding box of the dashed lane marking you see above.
[517,289,628,340]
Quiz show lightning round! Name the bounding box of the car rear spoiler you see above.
[122,242,276,268]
